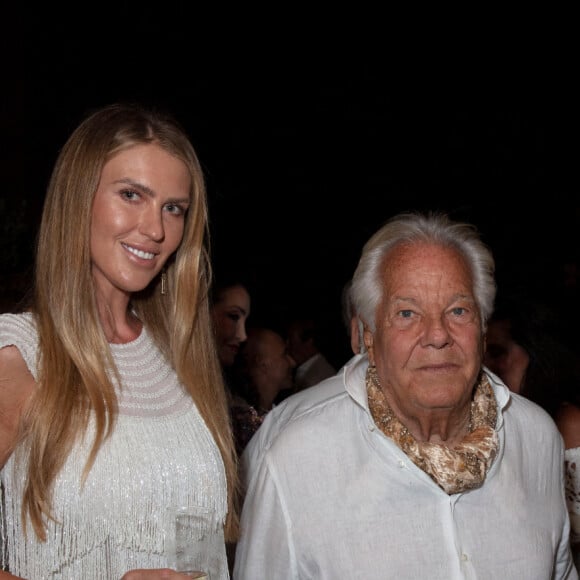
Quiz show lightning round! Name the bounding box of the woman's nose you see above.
[140,207,165,241]
[236,321,247,342]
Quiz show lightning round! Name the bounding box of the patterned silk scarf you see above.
[367,366,498,494]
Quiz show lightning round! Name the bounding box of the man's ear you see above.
[363,326,375,364]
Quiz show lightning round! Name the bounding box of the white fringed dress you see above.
[0,313,229,579]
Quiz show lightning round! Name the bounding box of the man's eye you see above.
[398,310,413,319]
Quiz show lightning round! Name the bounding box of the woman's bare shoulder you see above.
[0,345,36,467]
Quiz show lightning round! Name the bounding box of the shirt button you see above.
[461,553,468,562]
[398,460,405,468]
[369,424,375,431]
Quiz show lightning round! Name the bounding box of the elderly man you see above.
[233,211,577,580]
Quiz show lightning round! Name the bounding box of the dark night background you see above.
[2,28,578,366]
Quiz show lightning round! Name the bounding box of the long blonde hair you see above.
[23,103,239,541]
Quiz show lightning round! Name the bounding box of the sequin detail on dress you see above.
[0,312,229,579]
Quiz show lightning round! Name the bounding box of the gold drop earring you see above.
[161,270,168,295]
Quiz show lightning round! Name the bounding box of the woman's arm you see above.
[0,346,35,469]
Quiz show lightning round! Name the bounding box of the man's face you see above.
[365,242,484,422]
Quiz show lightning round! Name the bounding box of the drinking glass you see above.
[167,505,219,579]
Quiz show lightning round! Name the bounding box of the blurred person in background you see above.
[484,288,580,568]
[230,326,296,455]
[210,277,251,379]
[286,316,336,392]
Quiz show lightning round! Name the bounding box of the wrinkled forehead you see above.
[381,242,472,290]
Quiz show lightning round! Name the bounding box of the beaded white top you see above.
[0,313,229,579]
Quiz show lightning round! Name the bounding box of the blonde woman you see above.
[0,103,238,579]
